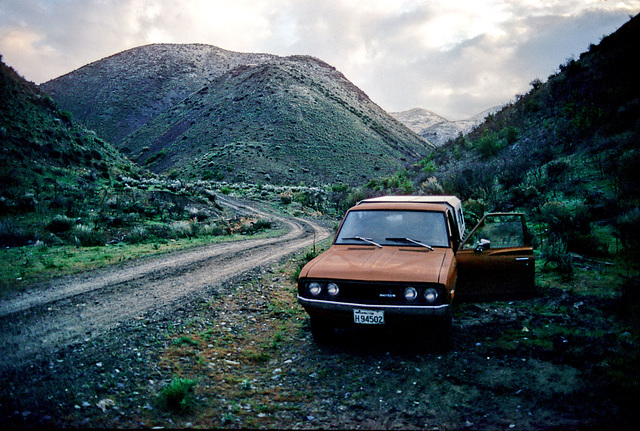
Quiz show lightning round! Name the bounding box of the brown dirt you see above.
[0,198,638,430]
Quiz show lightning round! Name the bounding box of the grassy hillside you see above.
[41,44,432,187]
[41,44,280,144]
[123,58,428,185]
[350,14,640,279]
[1,56,144,246]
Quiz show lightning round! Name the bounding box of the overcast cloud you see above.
[1,0,638,119]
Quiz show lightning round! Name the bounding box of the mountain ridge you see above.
[41,44,433,186]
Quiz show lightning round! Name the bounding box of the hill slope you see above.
[41,44,433,186]
[1,56,144,244]
[1,57,239,255]
[408,14,640,266]
[41,44,278,144]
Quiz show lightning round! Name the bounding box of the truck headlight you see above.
[308,282,322,296]
[424,287,438,304]
[404,287,418,301]
[327,283,339,296]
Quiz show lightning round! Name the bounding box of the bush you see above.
[239,218,273,235]
[615,208,640,270]
[157,378,197,411]
[73,224,105,247]
[0,221,34,247]
[292,249,320,281]
[462,199,486,228]
[199,222,226,237]
[540,236,573,280]
[419,177,444,195]
[539,201,604,255]
[46,215,75,233]
[125,225,149,244]
[475,130,504,158]
[169,220,197,239]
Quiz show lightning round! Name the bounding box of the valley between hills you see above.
[1,13,640,430]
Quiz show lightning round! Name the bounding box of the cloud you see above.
[1,0,638,119]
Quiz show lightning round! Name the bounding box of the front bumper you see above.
[297,296,450,317]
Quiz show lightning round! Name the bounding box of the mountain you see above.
[391,106,502,147]
[41,44,433,186]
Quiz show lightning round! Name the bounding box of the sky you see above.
[1,1,639,120]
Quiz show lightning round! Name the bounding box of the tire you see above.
[310,316,334,344]
[430,313,453,351]
[423,314,453,352]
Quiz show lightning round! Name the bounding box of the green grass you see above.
[157,378,197,412]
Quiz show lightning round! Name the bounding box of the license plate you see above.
[354,309,385,325]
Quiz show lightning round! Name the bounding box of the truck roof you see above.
[358,195,461,207]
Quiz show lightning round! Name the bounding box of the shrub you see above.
[419,177,444,195]
[0,221,34,247]
[540,236,573,280]
[330,183,349,193]
[279,191,293,205]
[253,218,272,231]
[540,201,605,256]
[46,214,75,233]
[125,225,148,244]
[57,109,73,123]
[16,193,38,213]
[157,378,197,411]
[615,208,640,270]
[292,249,320,281]
[73,224,105,247]
[462,199,486,228]
[199,223,226,237]
[475,130,503,158]
[169,220,196,238]
[238,218,272,235]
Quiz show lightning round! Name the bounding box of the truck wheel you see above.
[431,314,453,350]
[310,317,334,344]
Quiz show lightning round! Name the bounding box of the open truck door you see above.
[455,213,535,301]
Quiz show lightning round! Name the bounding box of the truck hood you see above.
[302,245,449,284]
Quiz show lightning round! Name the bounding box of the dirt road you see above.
[0,196,332,371]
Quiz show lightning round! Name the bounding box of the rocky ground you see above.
[1,251,638,430]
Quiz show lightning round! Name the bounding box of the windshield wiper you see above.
[386,237,434,250]
[343,236,382,248]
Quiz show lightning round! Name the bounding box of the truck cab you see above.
[297,195,535,344]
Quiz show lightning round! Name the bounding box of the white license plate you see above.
[354,309,385,325]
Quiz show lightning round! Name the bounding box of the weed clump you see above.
[157,378,197,411]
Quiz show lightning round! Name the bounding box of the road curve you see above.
[0,196,333,370]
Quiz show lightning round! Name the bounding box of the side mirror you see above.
[475,238,491,252]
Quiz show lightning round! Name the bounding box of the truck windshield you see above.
[335,210,449,248]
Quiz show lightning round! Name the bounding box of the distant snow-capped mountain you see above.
[391,106,502,146]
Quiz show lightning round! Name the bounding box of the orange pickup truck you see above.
[297,195,535,344]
